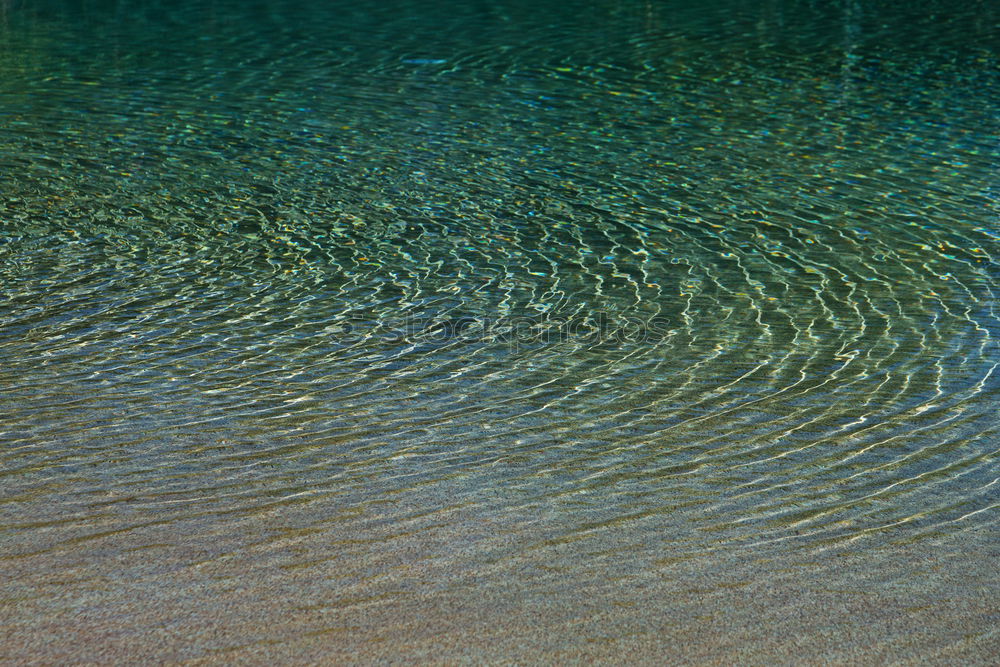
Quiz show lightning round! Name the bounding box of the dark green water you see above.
[1,0,998,661]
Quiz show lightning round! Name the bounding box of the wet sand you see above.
[2,497,996,664]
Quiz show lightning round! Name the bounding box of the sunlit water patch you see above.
[1,0,998,660]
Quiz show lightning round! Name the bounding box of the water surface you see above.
[1,0,998,661]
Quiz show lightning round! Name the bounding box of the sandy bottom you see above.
[2,494,997,665]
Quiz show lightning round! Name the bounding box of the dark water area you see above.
[1,0,998,662]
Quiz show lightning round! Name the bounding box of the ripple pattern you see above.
[1,0,998,584]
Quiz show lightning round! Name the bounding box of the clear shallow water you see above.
[1,0,999,660]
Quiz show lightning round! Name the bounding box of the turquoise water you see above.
[1,0,998,660]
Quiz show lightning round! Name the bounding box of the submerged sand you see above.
[2,494,996,665]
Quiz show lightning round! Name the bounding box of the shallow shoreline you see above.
[2,499,996,664]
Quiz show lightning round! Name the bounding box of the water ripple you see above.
[1,0,998,596]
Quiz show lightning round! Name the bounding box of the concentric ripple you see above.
[1,0,999,655]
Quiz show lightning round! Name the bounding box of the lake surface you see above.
[1,0,998,662]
